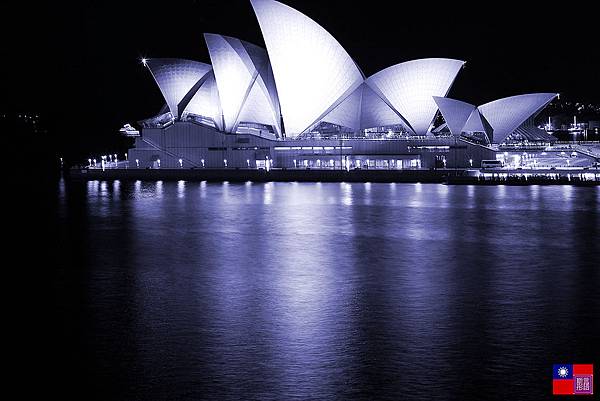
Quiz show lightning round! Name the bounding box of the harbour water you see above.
[40,179,599,400]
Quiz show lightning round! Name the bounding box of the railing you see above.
[140,138,200,168]
[571,145,600,159]
[555,140,600,145]
[289,135,451,142]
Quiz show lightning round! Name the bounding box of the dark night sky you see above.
[4,0,599,158]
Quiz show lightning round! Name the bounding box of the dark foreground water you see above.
[40,179,599,400]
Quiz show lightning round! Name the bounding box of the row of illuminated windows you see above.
[274,146,353,151]
[232,147,271,151]
[408,146,450,153]
[293,158,421,169]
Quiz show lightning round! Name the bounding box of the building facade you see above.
[126,0,557,170]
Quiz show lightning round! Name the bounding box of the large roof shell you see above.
[433,97,476,137]
[145,58,212,119]
[204,34,281,135]
[478,93,558,143]
[250,0,364,137]
[184,72,223,130]
[321,84,406,131]
[367,59,465,135]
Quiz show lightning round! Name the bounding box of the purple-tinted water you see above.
[46,179,599,400]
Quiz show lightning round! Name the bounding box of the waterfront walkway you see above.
[70,167,600,186]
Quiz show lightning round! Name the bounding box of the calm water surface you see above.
[49,179,599,400]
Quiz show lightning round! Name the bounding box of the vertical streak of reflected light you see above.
[156,181,163,198]
[465,185,475,209]
[113,180,121,198]
[100,181,108,197]
[497,185,506,200]
[562,185,573,202]
[409,183,424,208]
[264,182,274,205]
[245,181,253,202]
[177,180,186,199]
[364,182,372,206]
[341,182,353,206]
[58,176,66,200]
[222,181,230,204]
[530,185,539,201]
[86,180,96,198]
[437,184,449,208]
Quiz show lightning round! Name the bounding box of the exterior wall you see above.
[128,122,497,169]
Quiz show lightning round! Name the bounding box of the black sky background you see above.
[4,0,599,161]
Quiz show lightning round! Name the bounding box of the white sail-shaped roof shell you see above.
[360,85,406,130]
[236,77,278,131]
[320,85,363,130]
[204,34,281,135]
[478,93,557,143]
[250,0,364,137]
[184,72,223,130]
[367,59,465,136]
[433,97,476,137]
[145,59,212,119]
[463,109,489,133]
[321,84,406,131]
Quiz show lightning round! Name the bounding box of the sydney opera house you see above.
[126,0,559,170]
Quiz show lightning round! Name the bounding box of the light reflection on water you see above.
[177,180,185,199]
[100,181,108,196]
[156,180,163,198]
[62,181,599,401]
[341,182,353,206]
[264,181,274,205]
[113,180,120,198]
